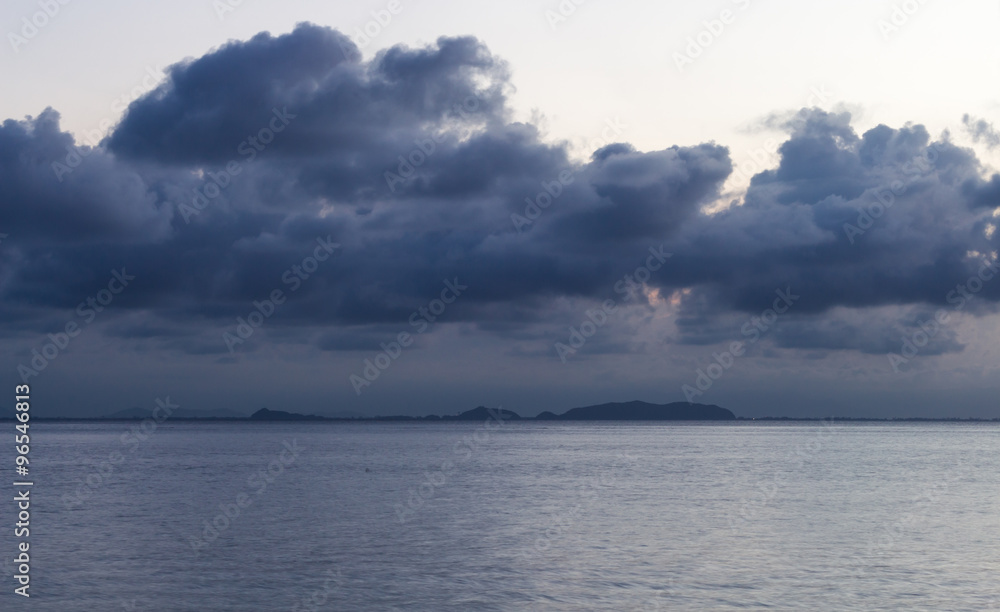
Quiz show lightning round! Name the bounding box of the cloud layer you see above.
[2,23,998,367]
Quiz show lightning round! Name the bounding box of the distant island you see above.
[0,400,735,422]
[248,401,735,422]
[249,408,327,422]
[536,401,735,421]
[147,400,736,422]
[8,401,998,422]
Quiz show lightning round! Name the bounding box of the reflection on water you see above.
[2,421,998,611]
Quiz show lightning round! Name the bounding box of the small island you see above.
[535,400,735,421]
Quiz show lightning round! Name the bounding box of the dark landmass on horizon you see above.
[5,401,735,422]
[2,400,999,422]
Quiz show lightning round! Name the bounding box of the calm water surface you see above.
[2,421,998,610]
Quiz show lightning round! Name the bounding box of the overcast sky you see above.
[2,0,999,418]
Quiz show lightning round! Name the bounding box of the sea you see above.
[2,420,998,611]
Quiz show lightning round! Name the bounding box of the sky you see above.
[1,0,999,418]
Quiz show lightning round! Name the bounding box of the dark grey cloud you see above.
[1,23,998,366]
[0,109,171,244]
[963,173,1000,210]
[659,110,999,319]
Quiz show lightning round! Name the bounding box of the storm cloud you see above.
[1,22,998,367]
